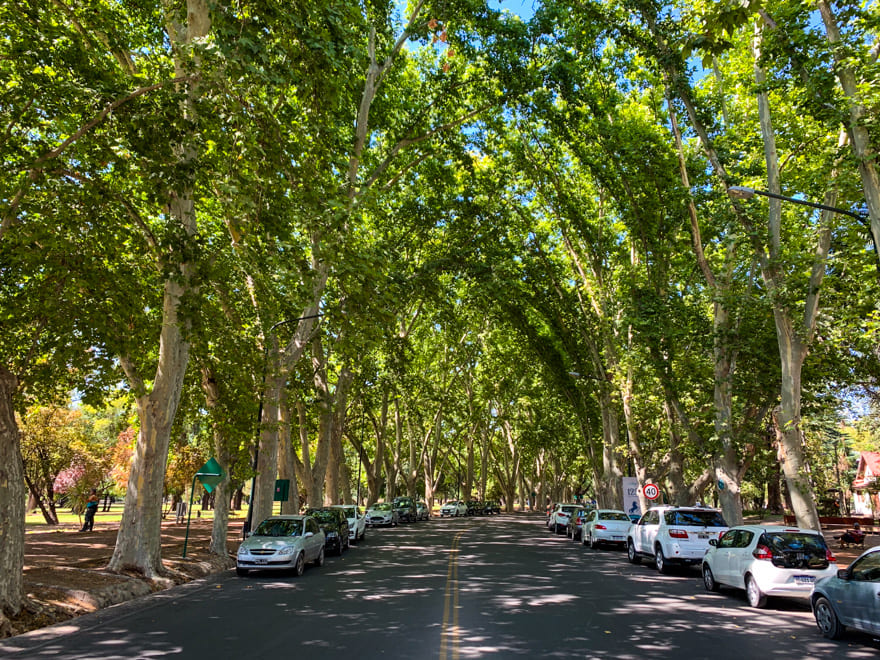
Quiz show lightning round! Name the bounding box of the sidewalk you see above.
[6,517,240,639]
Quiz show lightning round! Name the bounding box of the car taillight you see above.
[826,548,837,563]
[595,524,607,530]
[753,544,772,560]
[668,529,688,539]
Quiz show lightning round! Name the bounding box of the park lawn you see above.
[26,504,247,530]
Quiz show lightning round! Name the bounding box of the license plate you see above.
[697,533,709,539]
[612,536,624,540]
[794,575,814,585]
[254,559,267,565]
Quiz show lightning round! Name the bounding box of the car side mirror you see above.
[304,532,314,538]
[708,539,718,547]
[837,568,850,580]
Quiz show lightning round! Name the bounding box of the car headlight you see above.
[277,545,296,556]
[326,531,338,538]
[237,546,249,557]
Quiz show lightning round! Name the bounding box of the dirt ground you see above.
[4,517,242,640]
[4,517,876,641]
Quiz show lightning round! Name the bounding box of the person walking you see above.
[80,489,99,532]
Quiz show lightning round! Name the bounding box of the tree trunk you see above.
[201,367,231,556]
[0,367,24,621]
[252,367,283,528]
[753,23,832,531]
[277,388,300,513]
[107,0,207,577]
[816,0,880,263]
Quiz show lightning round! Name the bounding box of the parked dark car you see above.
[465,500,481,516]
[305,507,350,555]
[566,507,593,541]
[481,500,499,515]
[392,496,418,523]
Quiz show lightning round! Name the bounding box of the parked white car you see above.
[366,502,399,527]
[330,504,367,543]
[236,515,325,577]
[627,506,728,573]
[702,525,837,607]
[440,500,467,517]
[583,509,632,549]
[548,503,580,534]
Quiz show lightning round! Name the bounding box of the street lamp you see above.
[727,186,867,223]
[243,312,322,538]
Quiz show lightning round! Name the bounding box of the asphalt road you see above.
[2,513,879,659]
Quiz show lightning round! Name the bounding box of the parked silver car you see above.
[811,545,880,639]
[236,515,325,577]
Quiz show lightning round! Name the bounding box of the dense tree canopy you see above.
[2,0,879,627]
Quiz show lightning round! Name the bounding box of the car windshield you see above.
[600,512,631,522]
[761,532,829,569]
[664,510,727,527]
[253,519,302,537]
[371,503,392,512]
[561,506,578,514]
[307,509,337,524]
[339,507,357,518]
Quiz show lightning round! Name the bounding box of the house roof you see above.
[852,451,880,489]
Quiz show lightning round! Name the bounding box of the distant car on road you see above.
[416,501,431,520]
[702,525,837,608]
[628,506,728,573]
[583,509,631,548]
[366,502,399,527]
[329,504,366,543]
[393,496,418,523]
[305,507,350,555]
[811,545,880,638]
[236,515,325,577]
[548,503,580,534]
[440,500,467,517]
[483,500,501,515]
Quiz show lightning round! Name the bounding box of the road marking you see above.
[439,530,467,660]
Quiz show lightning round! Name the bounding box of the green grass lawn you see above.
[26,503,247,530]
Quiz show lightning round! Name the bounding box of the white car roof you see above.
[727,524,824,535]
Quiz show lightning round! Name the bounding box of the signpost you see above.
[182,457,226,558]
[643,482,660,501]
[274,479,290,514]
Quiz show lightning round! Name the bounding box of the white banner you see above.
[622,476,641,518]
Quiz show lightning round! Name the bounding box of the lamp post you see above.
[243,312,322,538]
[727,186,867,222]
[728,186,878,276]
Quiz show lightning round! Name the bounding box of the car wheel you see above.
[314,547,325,567]
[745,575,766,608]
[293,552,305,577]
[814,596,845,640]
[627,540,640,564]
[702,564,719,592]
[655,546,670,574]
[236,566,249,577]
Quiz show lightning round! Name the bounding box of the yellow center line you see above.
[439,530,467,660]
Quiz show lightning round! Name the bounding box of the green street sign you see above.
[195,457,225,493]
[274,479,290,502]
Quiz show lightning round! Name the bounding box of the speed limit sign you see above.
[643,483,660,500]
